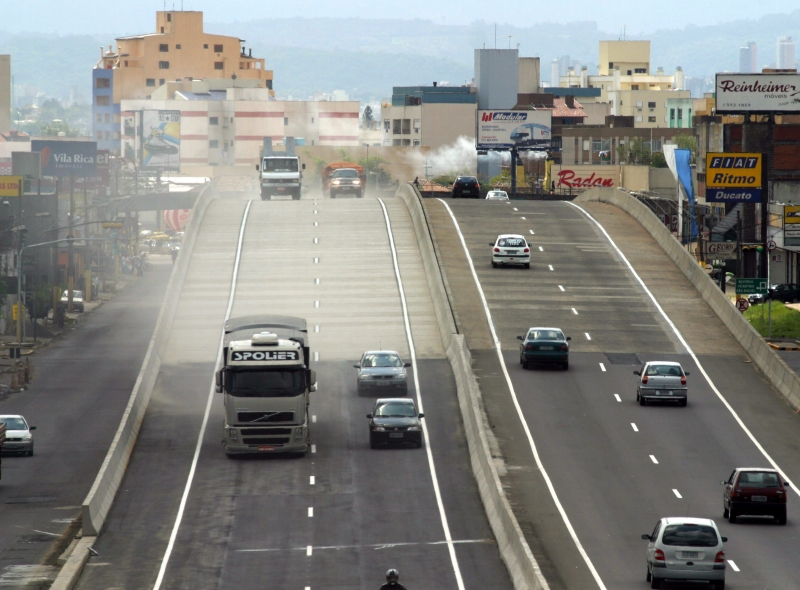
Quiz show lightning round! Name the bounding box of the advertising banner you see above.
[715,74,800,113]
[784,206,800,246]
[477,110,551,150]
[0,176,23,197]
[705,152,762,203]
[141,110,181,171]
[704,242,739,260]
[74,150,110,197]
[163,209,191,231]
[31,140,97,177]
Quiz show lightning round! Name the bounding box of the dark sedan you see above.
[518,327,570,370]
[367,398,424,448]
[452,176,480,198]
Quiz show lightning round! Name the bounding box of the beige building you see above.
[0,55,10,134]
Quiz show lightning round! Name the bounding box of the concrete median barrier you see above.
[575,187,800,412]
[397,183,549,590]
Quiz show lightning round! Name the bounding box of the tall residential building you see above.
[739,42,757,73]
[550,59,559,86]
[778,36,795,69]
[0,55,10,133]
[92,10,274,154]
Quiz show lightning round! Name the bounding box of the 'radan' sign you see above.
[553,166,618,189]
[705,153,762,203]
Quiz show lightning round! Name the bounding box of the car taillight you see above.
[525,344,535,351]
[715,551,725,563]
[777,490,787,502]
[642,375,648,384]
[681,375,687,385]
[524,248,530,253]
[559,344,569,351]
[494,247,500,252]
[654,549,665,562]
[731,489,740,498]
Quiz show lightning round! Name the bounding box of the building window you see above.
[95,78,110,89]
[635,68,647,74]
[284,117,289,126]
[413,118,421,132]
[166,13,171,21]
[413,140,420,146]
[592,139,601,152]
[648,101,656,108]
[104,114,111,123]
[96,95,110,106]
[104,131,110,141]
[636,115,643,122]
[402,119,411,134]
[601,139,611,152]
[677,109,683,119]
[204,44,209,49]
[214,61,224,70]
[648,116,656,122]
[146,78,156,86]
[402,139,411,146]
[670,108,675,120]
[159,44,169,52]
[631,84,639,90]
[636,101,643,108]
[96,113,102,123]
[393,119,401,134]
[609,62,614,68]
[214,44,223,52]
[96,131,102,140]
[176,44,181,49]
[210,140,219,149]
[384,119,390,132]
[124,60,128,67]
[627,70,632,75]
[209,117,219,125]
[159,61,169,69]
[392,139,401,146]
[266,80,273,90]
[160,27,164,33]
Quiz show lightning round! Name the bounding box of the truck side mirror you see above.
[215,370,223,393]
[302,163,306,170]
[255,164,260,171]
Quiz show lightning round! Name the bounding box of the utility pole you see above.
[68,173,74,313]
[510,148,518,196]
[15,178,23,344]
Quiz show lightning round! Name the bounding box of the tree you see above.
[674,134,697,163]
[650,152,668,168]
[362,105,373,123]
[617,137,651,166]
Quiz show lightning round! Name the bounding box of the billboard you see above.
[715,74,800,113]
[705,152,762,203]
[552,165,618,189]
[163,209,191,231]
[0,176,22,197]
[784,206,800,246]
[74,150,110,197]
[141,110,181,171]
[477,110,551,150]
[30,140,97,177]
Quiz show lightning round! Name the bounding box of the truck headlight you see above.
[353,179,361,185]
[228,428,238,440]
[332,179,341,185]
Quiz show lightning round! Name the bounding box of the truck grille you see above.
[243,437,291,445]
[238,411,294,423]
[242,428,293,436]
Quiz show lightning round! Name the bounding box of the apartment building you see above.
[0,55,9,134]
[93,10,273,154]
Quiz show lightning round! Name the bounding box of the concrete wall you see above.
[649,167,677,197]
[518,57,541,94]
[620,165,650,191]
[421,103,476,150]
[575,187,800,412]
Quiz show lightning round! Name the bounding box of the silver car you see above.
[485,190,509,201]
[634,361,689,407]
[0,415,36,456]
[642,517,727,589]
[354,351,411,396]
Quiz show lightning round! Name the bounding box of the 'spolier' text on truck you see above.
[256,156,306,201]
[217,315,316,457]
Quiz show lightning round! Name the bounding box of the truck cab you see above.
[256,156,305,201]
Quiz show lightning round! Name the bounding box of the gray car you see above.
[0,415,36,456]
[354,350,411,395]
[642,517,727,589]
[634,361,689,407]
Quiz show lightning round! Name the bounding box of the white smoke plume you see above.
[416,136,477,177]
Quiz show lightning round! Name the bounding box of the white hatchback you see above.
[485,190,509,200]
[642,517,727,589]
[491,234,531,269]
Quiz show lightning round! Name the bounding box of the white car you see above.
[61,290,85,312]
[491,234,531,269]
[642,517,727,589]
[486,190,509,201]
[0,415,36,456]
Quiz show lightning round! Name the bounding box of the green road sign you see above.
[736,278,768,295]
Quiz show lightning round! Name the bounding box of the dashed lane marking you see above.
[673,489,682,499]
[599,363,606,372]
[631,423,639,432]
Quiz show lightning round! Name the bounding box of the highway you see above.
[423,198,800,590]
[75,190,512,590]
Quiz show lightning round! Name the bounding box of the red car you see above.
[721,467,789,525]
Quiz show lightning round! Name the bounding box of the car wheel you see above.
[370,435,377,449]
[522,360,530,370]
[639,395,646,406]
[646,567,651,582]
[776,508,787,525]
[416,439,423,449]
[28,445,34,457]
[492,261,498,268]
[524,263,530,269]
[723,504,729,519]
[679,399,687,407]
[562,360,569,370]
[713,580,725,590]
[650,573,661,588]
[728,506,736,524]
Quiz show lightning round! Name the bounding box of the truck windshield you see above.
[228,368,305,397]
[262,158,298,173]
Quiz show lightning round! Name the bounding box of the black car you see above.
[452,176,480,198]
[367,398,424,448]
[769,283,800,303]
[518,327,570,370]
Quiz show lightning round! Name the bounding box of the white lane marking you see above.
[585,332,592,340]
[529,229,535,235]
[650,455,659,464]
[548,264,554,271]
[728,560,740,572]
[558,285,565,292]
[539,246,544,252]
[153,200,253,590]
[311,444,316,454]
[513,207,518,211]
[312,415,317,423]
[568,202,800,499]
[314,300,319,308]
[379,198,465,590]
[314,351,319,362]
[314,221,318,226]
[313,237,318,244]
[614,394,621,402]
[306,546,312,556]
[599,363,606,372]
[314,210,318,214]
[631,423,639,432]
[437,197,604,589]
[314,257,319,264]
[673,489,682,499]
[521,216,527,220]
[310,476,315,485]
[308,507,313,517]
[315,278,320,285]
[314,325,319,333]
[239,538,493,552]
[572,308,578,315]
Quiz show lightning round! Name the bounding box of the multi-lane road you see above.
[424,197,800,589]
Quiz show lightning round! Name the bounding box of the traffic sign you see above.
[735,278,768,295]
[767,239,777,251]
[736,298,750,313]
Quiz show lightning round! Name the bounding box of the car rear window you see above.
[645,364,682,376]
[498,238,526,247]
[662,524,718,547]
[529,330,564,341]
[737,471,782,488]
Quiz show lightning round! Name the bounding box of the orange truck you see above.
[321,161,366,198]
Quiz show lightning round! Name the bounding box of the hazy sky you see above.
[4,0,794,36]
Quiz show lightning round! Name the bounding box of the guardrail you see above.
[396,183,549,590]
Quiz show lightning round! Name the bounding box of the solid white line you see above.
[311,444,316,454]
[312,415,317,423]
[539,246,544,252]
[673,489,682,499]
[548,264,554,271]
[559,285,565,292]
[314,351,319,362]
[306,546,312,556]
[529,229,535,235]
[585,332,592,340]
[650,455,659,464]
[568,202,800,499]
[599,363,606,372]
[728,560,740,572]
[152,200,253,590]
[437,198,601,589]
[310,476,315,485]
[631,423,639,432]
[614,394,621,402]
[572,308,578,315]
[379,198,465,590]
[308,507,313,517]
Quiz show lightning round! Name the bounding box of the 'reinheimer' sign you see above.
[715,73,800,113]
[231,350,299,361]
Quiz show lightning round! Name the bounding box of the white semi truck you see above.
[256,156,305,200]
[218,315,315,457]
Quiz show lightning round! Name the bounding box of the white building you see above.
[778,36,795,69]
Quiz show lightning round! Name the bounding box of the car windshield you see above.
[498,238,526,247]
[646,364,682,376]
[228,368,305,397]
[738,471,782,488]
[662,524,719,547]
[528,330,564,341]
[0,417,27,430]
[262,158,298,173]
[334,169,358,178]
[362,353,402,368]
[374,402,416,417]
[62,290,83,299]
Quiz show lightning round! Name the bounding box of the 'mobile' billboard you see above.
[715,73,800,113]
[31,140,97,177]
[477,110,551,150]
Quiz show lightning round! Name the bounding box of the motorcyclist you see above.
[380,569,407,590]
